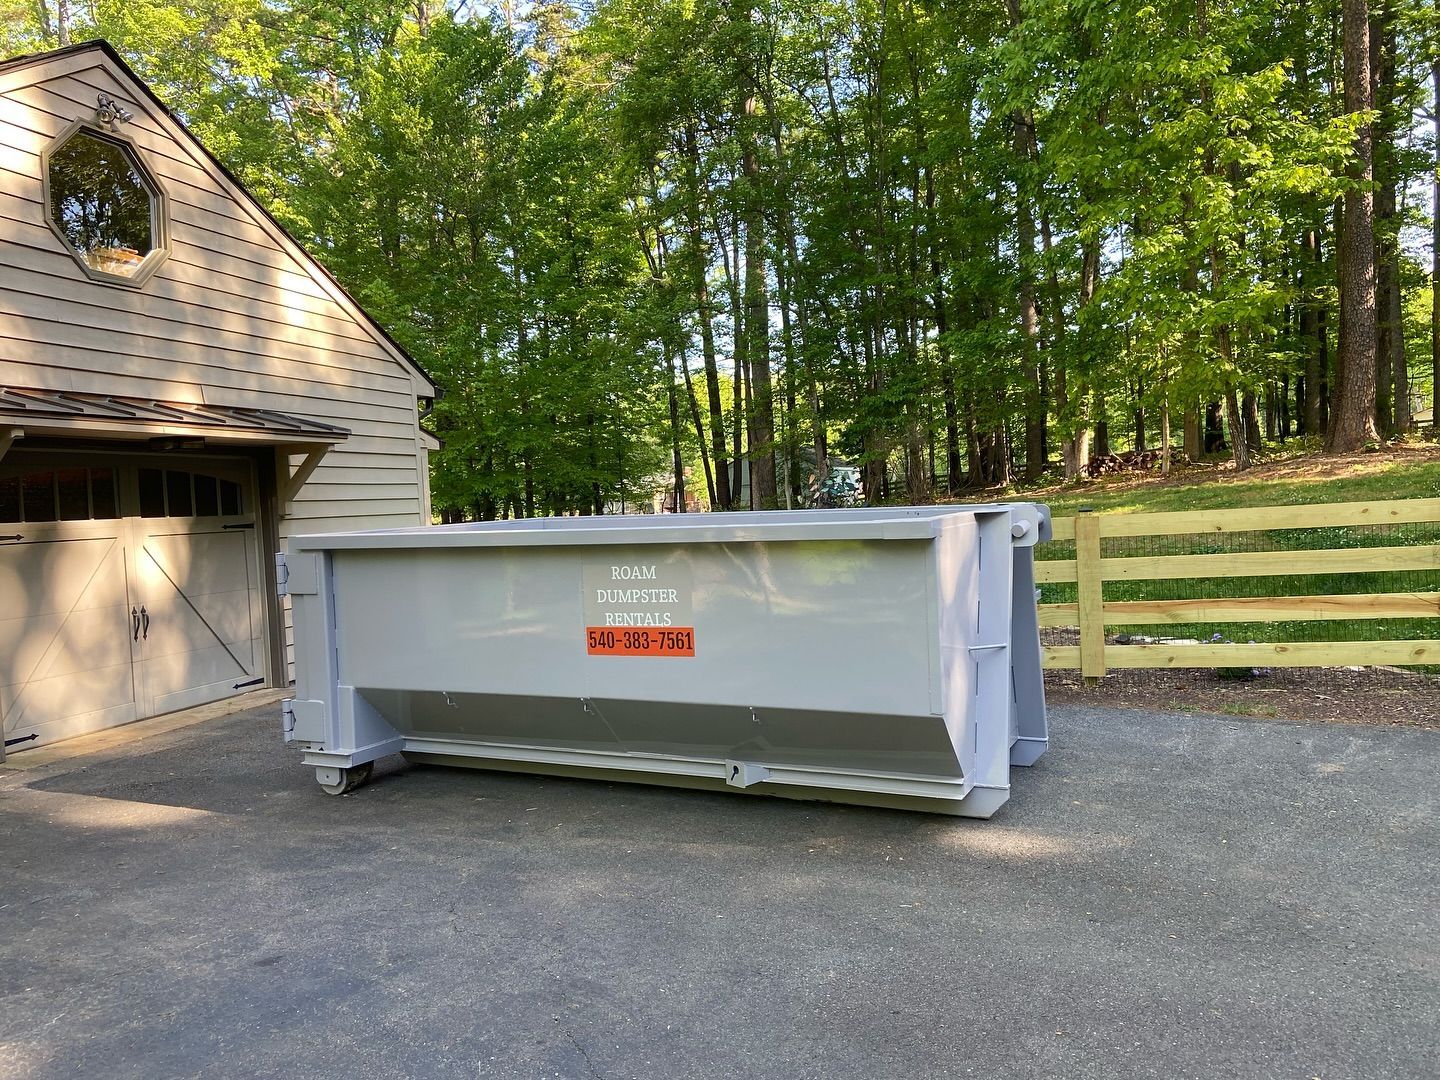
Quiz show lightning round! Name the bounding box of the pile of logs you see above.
[1085,449,1163,477]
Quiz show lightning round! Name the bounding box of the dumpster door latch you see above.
[725,761,770,789]
[967,642,1007,656]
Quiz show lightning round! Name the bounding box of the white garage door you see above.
[0,456,265,751]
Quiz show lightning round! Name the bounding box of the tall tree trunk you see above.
[1370,1,1405,432]
[1040,208,1088,479]
[1092,387,1110,460]
[680,350,715,506]
[1372,0,1402,433]
[1183,406,1201,460]
[736,9,777,509]
[1327,0,1379,452]
[1160,395,1172,475]
[665,346,686,512]
[941,365,962,494]
[1133,383,1146,453]
[1301,228,1323,436]
[1225,389,1251,471]
[1204,401,1227,452]
[715,209,748,504]
[1433,62,1440,432]
[1062,239,1099,477]
[1003,4,1046,482]
[683,125,731,509]
[1199,0,1248,471]
[1243,391,1262,453]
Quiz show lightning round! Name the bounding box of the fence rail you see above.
[1039,497,1440,676]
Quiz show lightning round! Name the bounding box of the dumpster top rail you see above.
[291,503,1053,552]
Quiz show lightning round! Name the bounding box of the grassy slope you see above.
[1008,444,1440,652]
[1017,443,1440,517]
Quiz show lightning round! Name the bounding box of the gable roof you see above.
[0,39,437,397]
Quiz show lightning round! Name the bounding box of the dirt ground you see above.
[1045,665,1440,729]
[1028,439,1440,503]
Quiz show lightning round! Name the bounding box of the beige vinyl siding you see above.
[1,51,438,678]
[0,59,429,510]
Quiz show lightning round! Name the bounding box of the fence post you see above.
[1074,507,1106,680]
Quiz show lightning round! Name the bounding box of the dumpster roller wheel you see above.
[316,761,372,795]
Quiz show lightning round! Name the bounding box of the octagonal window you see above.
[46,128,164,282]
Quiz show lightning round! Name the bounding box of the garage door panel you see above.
[144,644,258,713]
[4,700,139,748]
[1,662,137,740]
[139,531,255,598]
[0,536,127,618]
[139,589,259,659]
[0,611,66,681]
[3,605,136,682]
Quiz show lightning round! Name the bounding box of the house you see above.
[0,41,437,755]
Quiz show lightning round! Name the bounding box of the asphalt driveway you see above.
[0,702,1435,1080]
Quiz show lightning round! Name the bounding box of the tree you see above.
[1327,0,1380,452]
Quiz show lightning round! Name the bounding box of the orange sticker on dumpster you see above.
[586,627,695,657]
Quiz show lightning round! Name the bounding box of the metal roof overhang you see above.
[0,388,351,510]
[0,387,350,447]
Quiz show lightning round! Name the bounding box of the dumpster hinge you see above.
[276,552,319,596]
[281,698,297,741]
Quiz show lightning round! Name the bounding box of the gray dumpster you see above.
[281,504,1051,817]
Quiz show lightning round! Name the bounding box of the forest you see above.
[5,0,1438,516]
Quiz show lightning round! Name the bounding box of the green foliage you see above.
[8,0,1434,510]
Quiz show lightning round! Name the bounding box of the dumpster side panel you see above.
[328,540,936,718]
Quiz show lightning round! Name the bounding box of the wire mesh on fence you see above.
[1036,519,1440,668]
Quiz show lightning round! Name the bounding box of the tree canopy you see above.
[7,0,1437,516]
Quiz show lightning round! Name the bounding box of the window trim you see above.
[40,118,171,288]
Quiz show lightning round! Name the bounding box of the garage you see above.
[1,42,437,755]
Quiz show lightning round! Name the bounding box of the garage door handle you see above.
[132,607,141,641]
[141,606,150,640]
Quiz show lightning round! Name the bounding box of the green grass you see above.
[1024,447,1440,518]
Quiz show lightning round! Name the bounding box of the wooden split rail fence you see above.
[1037,498,1440,676]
